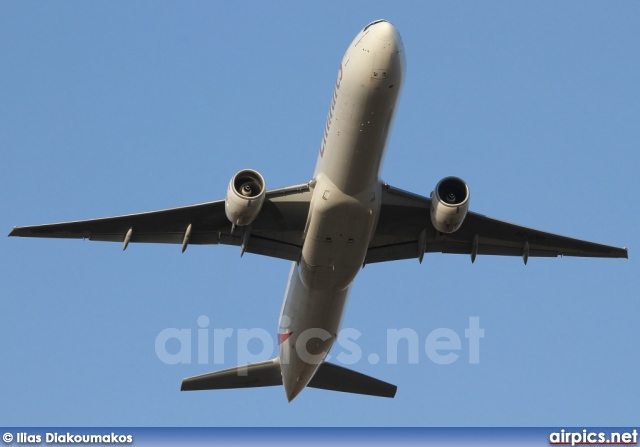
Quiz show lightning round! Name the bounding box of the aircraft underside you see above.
[9,19,627,402]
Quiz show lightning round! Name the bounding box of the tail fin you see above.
[181,358,397,398]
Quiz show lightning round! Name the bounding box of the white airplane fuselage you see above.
[278,20,405,401]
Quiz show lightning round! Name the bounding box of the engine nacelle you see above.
[430,176,470,233]
[225,169,266,227]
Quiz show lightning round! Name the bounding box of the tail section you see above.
[308,361,396,398]
[181,358,397,399]
[180,358,282,391]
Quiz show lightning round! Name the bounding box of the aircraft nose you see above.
[366,20,405,81]
[368,20,404,65]
[372,20,400,42]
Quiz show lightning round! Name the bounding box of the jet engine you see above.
[225,169,266,227]
[430,176,469,233]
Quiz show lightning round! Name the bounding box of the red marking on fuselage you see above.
[278,332,293,345]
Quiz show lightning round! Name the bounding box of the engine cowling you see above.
[430,176,470,233]
[225,169,266,227]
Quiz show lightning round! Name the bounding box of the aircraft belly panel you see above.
[300,181,378,291]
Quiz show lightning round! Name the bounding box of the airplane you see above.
[9,20,628,402]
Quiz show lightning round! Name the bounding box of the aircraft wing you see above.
[8,183,312,262]
[365,183,628,264]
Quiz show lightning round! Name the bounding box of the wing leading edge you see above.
[365,183,628,264]
[9,183,312,262]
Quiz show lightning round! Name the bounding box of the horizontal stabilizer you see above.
[181,358,282,391]
[308,362,397,398]
[181,358,396,398]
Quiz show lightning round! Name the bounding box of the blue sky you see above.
[1,1,638,427]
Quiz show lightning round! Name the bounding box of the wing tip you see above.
[389,385,398,399]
